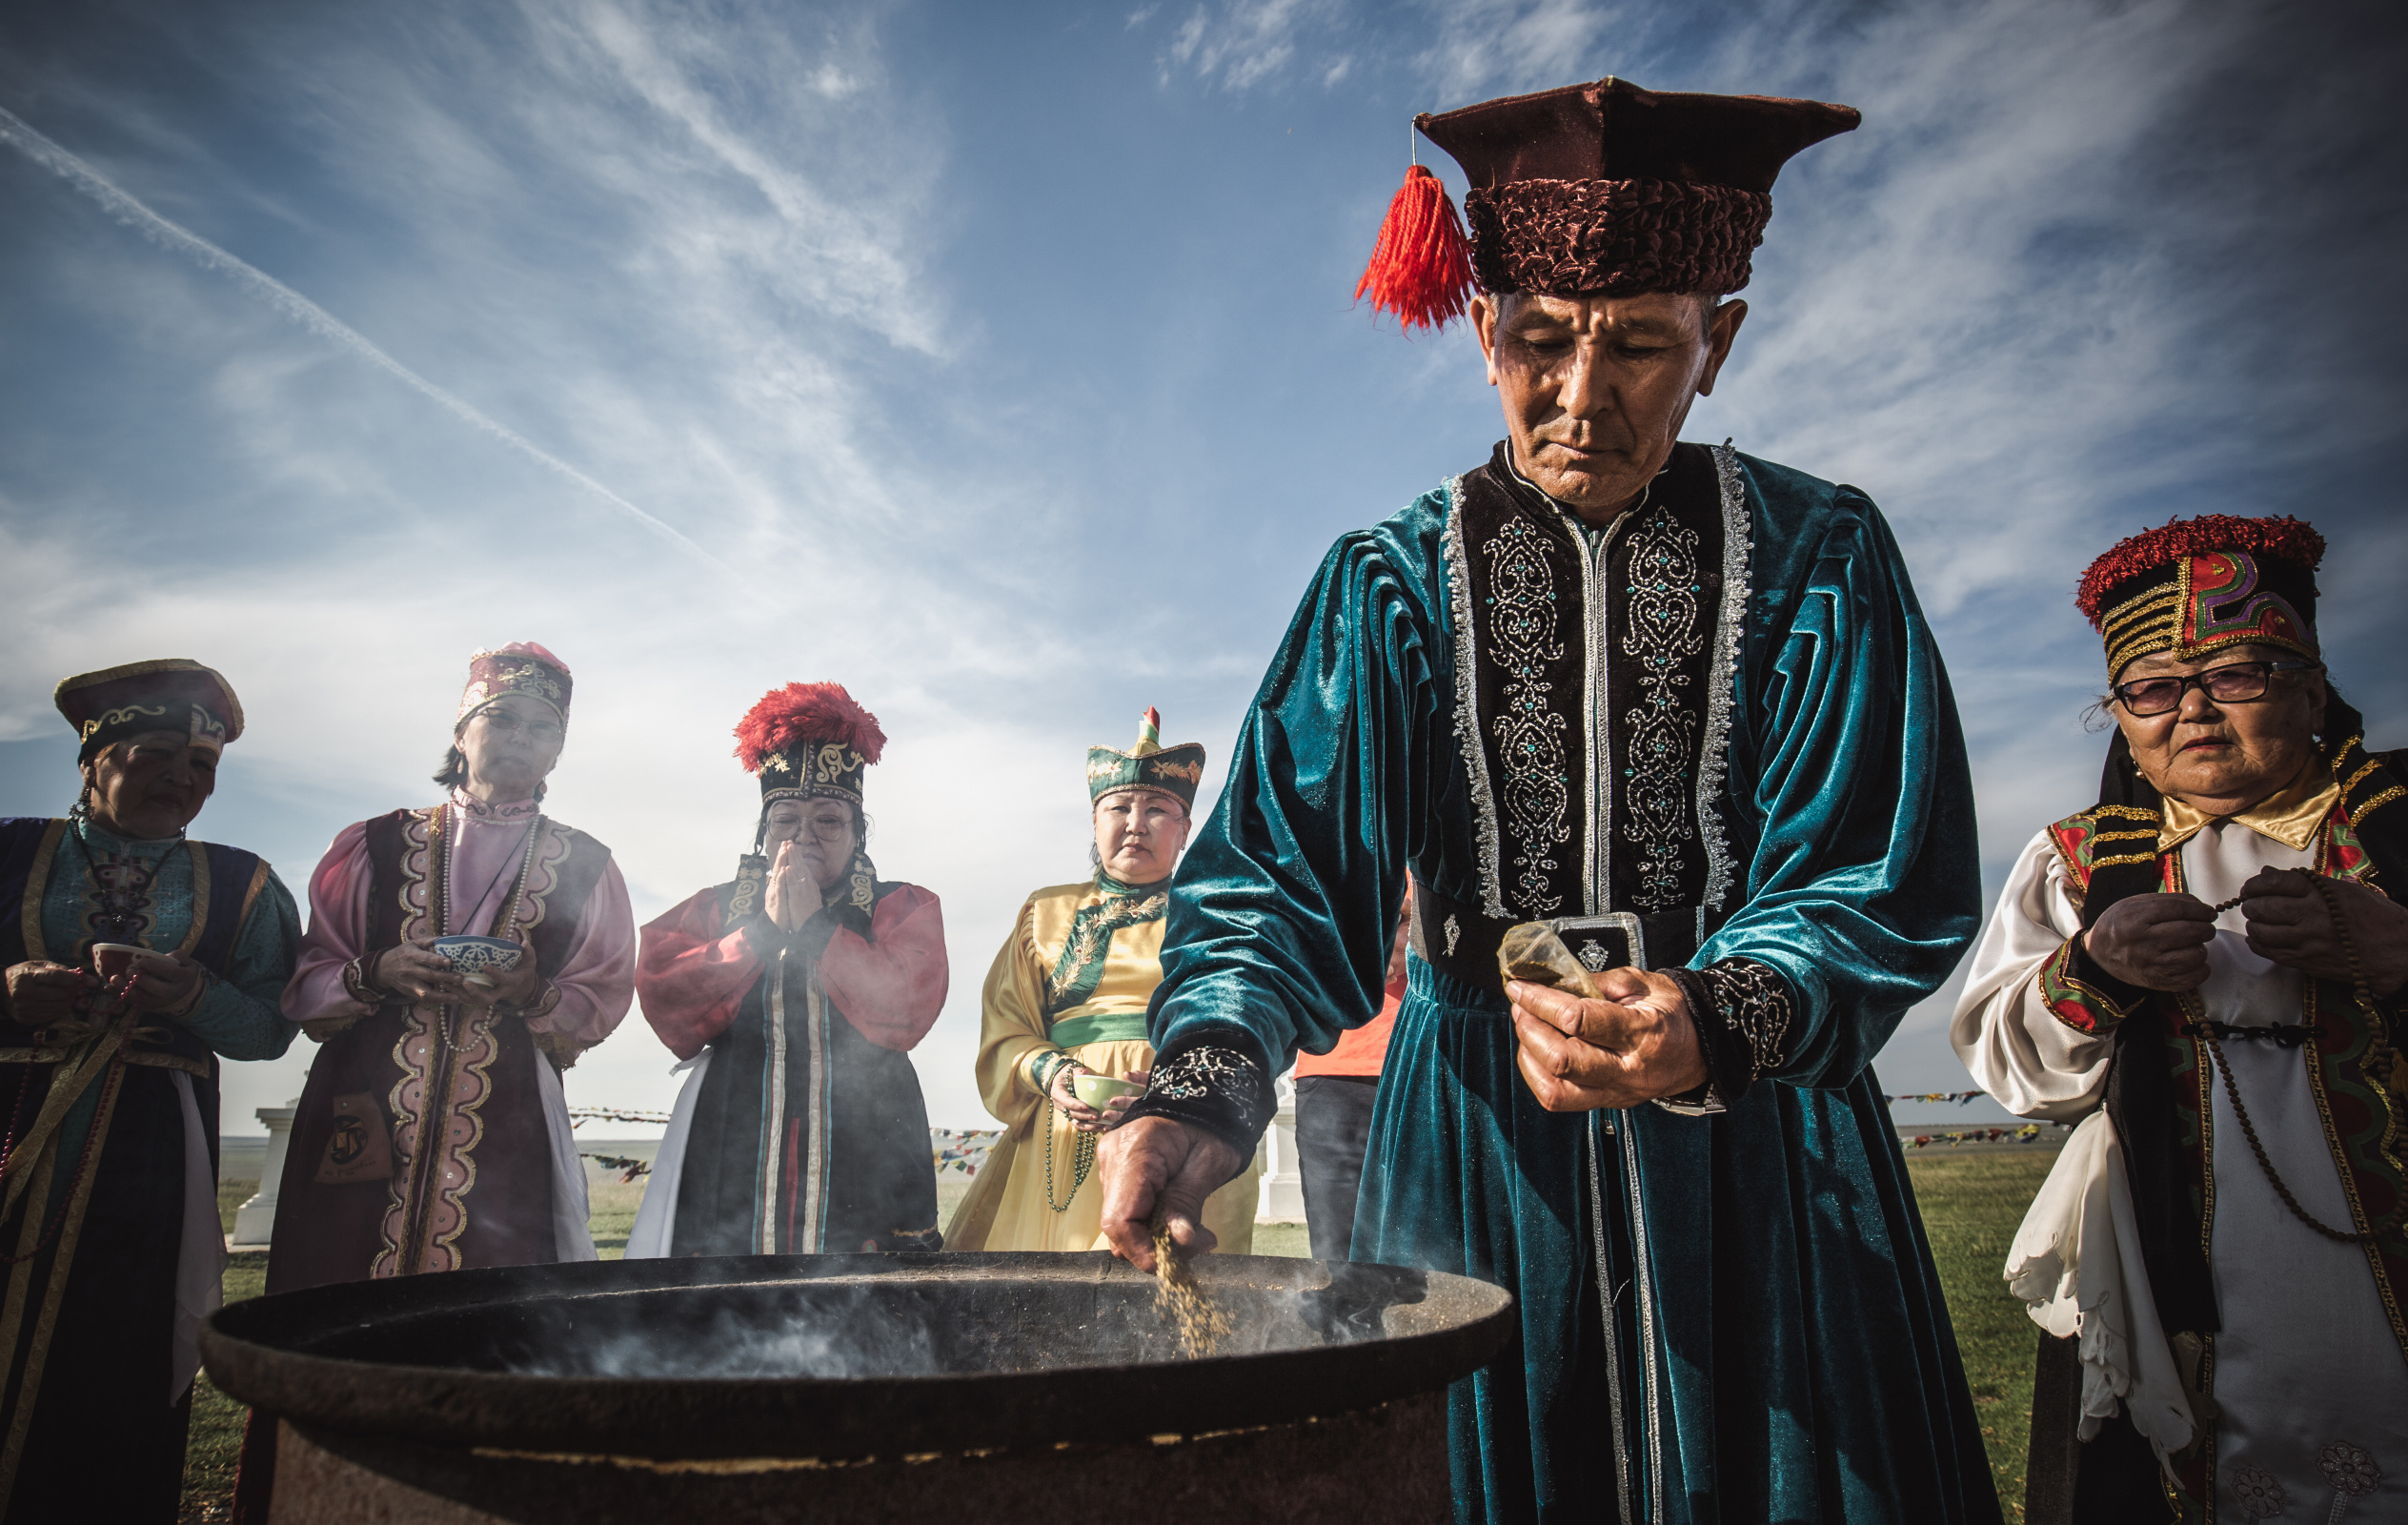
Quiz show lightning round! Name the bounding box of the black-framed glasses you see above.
[2111,660,2321,717]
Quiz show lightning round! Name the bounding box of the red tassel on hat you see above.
[1354,164,1475,334]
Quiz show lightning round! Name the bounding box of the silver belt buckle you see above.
[1547,912,1647,976]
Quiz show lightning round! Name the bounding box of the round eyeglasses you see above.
[2111,660,2320,718]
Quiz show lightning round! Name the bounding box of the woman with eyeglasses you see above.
[626,682,947,1258]
[1951,518,2408,1523]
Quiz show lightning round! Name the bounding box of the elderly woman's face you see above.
[765,798,859,889]
[83,731,217,840]
[1094,789,1189,884]
[456,694,565,801]
[2113,642,2326,813]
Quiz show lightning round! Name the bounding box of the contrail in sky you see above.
[0,105,726,572]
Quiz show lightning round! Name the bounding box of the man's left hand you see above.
[1508,966,1708,1111]
[2241,868,2408,996]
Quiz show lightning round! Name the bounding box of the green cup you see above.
[1070,1072,1144,1110]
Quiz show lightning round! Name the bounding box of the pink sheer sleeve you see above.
[281,820,376,1031]
[523,857,637,1052]
[820,884,948,1052]
[636,887,764,1061]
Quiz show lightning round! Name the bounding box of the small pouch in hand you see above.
[315,1090,395,1185]
[1496,923,1605,1000]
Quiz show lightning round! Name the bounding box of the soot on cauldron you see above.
[205,1250,1513,1525]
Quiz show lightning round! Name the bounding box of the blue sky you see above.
[3,0,2401,1134]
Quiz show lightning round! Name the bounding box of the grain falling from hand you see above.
[1149,1215,1231,1359]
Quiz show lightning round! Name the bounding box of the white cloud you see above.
[1155,0,1342,91]
[0,0,1207,1130]
[1414,0,1615,102]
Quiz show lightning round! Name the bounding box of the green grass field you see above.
[181,1149,2048,1522]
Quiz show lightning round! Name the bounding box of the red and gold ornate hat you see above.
[1356,77,1859,332]
[735,682,886,805]
[2075,515,2324,679]
[53,659,243,762]
[456,641,573,727]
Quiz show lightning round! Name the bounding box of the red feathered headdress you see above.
[2076,514,2324,676]
[735,681,885,803]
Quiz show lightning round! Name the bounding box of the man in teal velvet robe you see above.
[1098,79,2000,1525]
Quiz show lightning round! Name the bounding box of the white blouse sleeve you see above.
[1949,828,2118,1123]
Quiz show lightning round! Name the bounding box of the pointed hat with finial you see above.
[1085,706,1206,809]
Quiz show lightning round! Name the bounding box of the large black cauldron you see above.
[204,1251,1513,1524]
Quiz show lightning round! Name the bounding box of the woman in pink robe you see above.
[264,643,636,1293]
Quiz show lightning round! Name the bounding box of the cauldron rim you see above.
[204,1251,1514,1460]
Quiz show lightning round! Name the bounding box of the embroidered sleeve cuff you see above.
[1119,1027,1277,1156]
[340,953,393,1012]
[505,981,564,1025]
[2042,936,2145,1034]
[1666,957,1796,1108]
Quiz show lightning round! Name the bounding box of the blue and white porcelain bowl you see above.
[431,934,523,987]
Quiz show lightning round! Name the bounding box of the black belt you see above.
[1410,881,1726,992]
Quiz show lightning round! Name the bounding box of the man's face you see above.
[1470,290,1746,518]
[84,731,217,839]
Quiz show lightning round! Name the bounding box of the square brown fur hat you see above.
[1417,77,1858,298]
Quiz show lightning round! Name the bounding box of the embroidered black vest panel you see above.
[1445,440,1745,923]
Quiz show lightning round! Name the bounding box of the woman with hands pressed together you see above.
[1953,517,2408,1523]
[945,710,1259,1253]
[627,682,946,1258]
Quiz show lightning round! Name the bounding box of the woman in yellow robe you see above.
[946,711,1259,1252]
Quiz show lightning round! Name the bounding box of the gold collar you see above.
[2158,759,2338,854]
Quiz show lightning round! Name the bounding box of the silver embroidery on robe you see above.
[1442,478,1511,919]
[1485,517,1573,916]
[1702,958,1793,1080]
[1698,444,1752,913]
[1621,507,1707,911]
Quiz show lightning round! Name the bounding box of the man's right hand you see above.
[2,960,90,1028]
[1096,1116,1243,1272]
[2084,893,2217,991]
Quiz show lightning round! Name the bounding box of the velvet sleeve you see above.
[1136,498,1449,1149]
[1695,462,1983,1092]
[180,865,301,1062]
[635,886,763,1062]
[819,884,947,1053]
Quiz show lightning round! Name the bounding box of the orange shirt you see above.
[1293,987,1401,1078]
